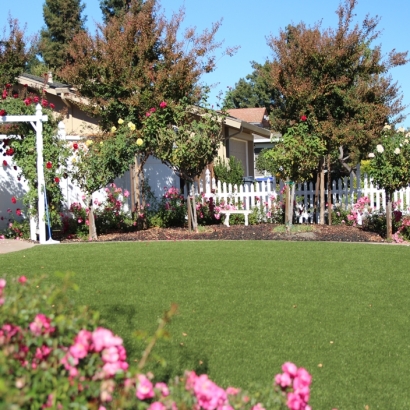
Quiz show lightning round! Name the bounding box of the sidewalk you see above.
[0,239,37,254]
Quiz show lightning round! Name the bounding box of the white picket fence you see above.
[188,168,410,214]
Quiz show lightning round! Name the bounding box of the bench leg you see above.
[224,214,230,227]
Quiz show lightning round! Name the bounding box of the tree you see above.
[368,126,410,240]
[100,0,137,23]
[39,0,86,70]
[60,0,235,211]
[0,17,35,86]
[141,100,225,231]
[69,121,141,240]
[256,116,326,225]
[222,61,277,113]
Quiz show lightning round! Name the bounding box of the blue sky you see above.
[3,0,410,127]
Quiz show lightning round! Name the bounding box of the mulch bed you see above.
[60,224,385,243]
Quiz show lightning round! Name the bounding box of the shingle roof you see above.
[20,73,69,89]
[226,107,268,125]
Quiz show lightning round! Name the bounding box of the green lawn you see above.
[1,241,410,409]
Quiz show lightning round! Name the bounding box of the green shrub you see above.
[213,156,244,186]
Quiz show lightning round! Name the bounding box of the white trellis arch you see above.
[0,104,59,245]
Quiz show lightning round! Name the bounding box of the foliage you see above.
[0,275,311,410]
[69,120,142,238]
[265,0,408,170]
[330,206,352,226]
[0,199,30,239]
[149,187,186,228]
[213,156,244,187]
[256,117,325,183]
[144,100,225,182]
[223,61,277,113]
[0,90,69,227]
[368,127,410,195]
[60,0,233,133]
[0,17,35,86]
[39,0,86,70]
[100,0,136,23]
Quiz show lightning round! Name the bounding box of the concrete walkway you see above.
[0,239,37,254]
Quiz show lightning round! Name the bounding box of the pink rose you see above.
[136,374,154,400]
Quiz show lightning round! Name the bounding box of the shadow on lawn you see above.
[98,303,210,381]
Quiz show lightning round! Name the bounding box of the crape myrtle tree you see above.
[259,0,408,224]
[60,0,236,212]
[0,17,36,86]
[39,0,86,70]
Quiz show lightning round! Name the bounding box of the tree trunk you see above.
[289,183,295,227]
[314,167,320,224]
[285,183,290,226]
[186,181,192,232]
[88,196,97,240]
[319,158,325,225]
[327,154,332,226]
[386,190,392,240]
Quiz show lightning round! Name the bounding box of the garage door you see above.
[229,138,248,175]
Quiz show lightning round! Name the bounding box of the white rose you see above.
[383,124,391,130]
[368,153,375,158]
[397,127,405,133]
[394,148,401,154]
[376,144,384,153]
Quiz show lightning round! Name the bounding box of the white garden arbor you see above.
[0,104,60,244]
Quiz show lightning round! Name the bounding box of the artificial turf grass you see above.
[1,241,410,409]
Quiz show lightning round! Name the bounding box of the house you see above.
[226,107,280,179]
[1,73,272,225]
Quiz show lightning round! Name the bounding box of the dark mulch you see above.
[61,224,385,243]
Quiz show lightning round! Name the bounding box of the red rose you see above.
[41,99,48,107]
[0,109,6,116]
[300,115,307,121]
[2,160,7,166]
[2,90,7,99]
[145,112,151,117]
[33,96,39,103]
[49,103,55,109]
[13,93,18,99]
[24,98,31,106]
[46,161,52,169]
[150,107,156,113]
[73,143,78,150]
[18,276,27,284]
[5,84,11,89]
[54,177,60,183]
[159,101,167,109]
[11,196,17,204]
[16,208,22,216]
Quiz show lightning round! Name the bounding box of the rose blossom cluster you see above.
[62,327,128,378]
[347,196,370,226]
[275,362,312,410]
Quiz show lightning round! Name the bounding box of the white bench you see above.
[220,210,252,227]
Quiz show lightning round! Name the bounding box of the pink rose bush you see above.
[0,275,313,410]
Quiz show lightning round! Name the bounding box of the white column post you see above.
[35,104,46,244]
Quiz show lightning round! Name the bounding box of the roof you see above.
[226,108,269,126]
[20,73,69,89]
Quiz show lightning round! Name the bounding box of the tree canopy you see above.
[99,0,137,23]
[39,0,86,70]
[0,17,34,86]
[266,0,408,169]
